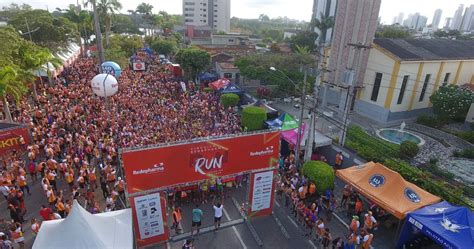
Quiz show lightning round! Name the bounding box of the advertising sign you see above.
[130,192,168,247]
[133,62,146,71]
[122,131,280,194]
[250,170,274,212]
[248,170,275,217]
[0,127,30,156]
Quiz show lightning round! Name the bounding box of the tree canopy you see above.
[149,38,177,56]
[430,85,474,121]
[375,25,410,38]
[234,53,314,96]
[7,9,76,51]
[175,48,211,80]
[289,31,318,52]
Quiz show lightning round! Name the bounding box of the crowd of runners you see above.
[277,152,380,249]
[0,55,241,248]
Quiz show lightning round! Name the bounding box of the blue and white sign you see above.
[369,174,385,187]
[101,61,122,78]
[404,187,421,203]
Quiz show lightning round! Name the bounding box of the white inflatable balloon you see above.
[91,73,118,97]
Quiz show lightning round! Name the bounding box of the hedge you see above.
[220,93,240,108]
[302,161,334,194]
[203,87,213,93]
[241,106,267,131]
[399,141,419,159]
[346,125,472,208]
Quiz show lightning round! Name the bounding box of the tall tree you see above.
[97,0,122,47]
[7,9,76,51]
[136,3,154,36]
[0,66,27,122]
[311,12,335,44]
[60,5,92,55]
[175,48,211,80]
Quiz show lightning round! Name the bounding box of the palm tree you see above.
[136,3,154,36]
[61,5,92,56]
[18,46,61,99]
[311,12,335,46]
[84,0,105,63]
[97,0,122,47]
[0,66,27,122]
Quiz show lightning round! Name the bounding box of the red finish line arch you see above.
[121,131,280,247]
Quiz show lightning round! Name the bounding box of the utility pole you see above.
[339,43,371,146]
[295,69,307,168]
[92,0,105,65]
[304,45,325,161]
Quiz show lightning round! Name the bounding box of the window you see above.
[184,2,195,5]
[443,72,450,84]
[185,19,193,22]
[370,73,383,102]
[224,73,232,79]
[419,74,431,102]
[215,10,218,12]
[184,8,194,11]
[397,75,409,104]
[184,14,194,17]
[228,39,234,42]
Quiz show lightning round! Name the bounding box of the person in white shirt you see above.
[213,201,224,231]
[0,184,10,200]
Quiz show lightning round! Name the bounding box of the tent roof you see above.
[336,162,441,219]
[402,201,474,249]
[210,78,230,90]
[220,82,243,94]
[33,200,132,249]
[281,123,306,146]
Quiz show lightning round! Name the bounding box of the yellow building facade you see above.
[355,39,474,124]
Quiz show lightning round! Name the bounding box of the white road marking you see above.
[287,215,298,228]
[166,241,171,249]
[223,207,247,249]
[274,200,281,207]
[308,239,318,249]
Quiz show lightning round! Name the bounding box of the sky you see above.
[0,0,472,25]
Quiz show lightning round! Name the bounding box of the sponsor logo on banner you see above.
[102,65,115,75]
[133,163,165,175]
[250,146,274,156]
[190,144,229,176]
[404,187,421,203]
[408,217,424,230]
[440,216,468,233]
[368,174,385,187]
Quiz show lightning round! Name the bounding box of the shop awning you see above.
[336,162,441,219]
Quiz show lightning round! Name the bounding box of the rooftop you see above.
[373,38,474,61]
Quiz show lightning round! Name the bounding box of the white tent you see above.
[33,200,133,249]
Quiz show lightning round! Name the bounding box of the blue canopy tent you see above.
[265,113,285,129]
[396,201,474,249]
[220,82,244,95]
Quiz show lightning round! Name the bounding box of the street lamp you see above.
[269,66,307,168]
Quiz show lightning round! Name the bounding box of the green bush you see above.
[302,161,334,194]
[416,114,445,128]
[454,131,474,143]
[241,106,267,131]
[399,141,419,159]
[346,125,472,208]
[203,87,213,93]
[220,93,240,108]
[453,148,474,159]
[346,126,400,161]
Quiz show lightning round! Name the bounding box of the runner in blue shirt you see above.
[191,204,203,237]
